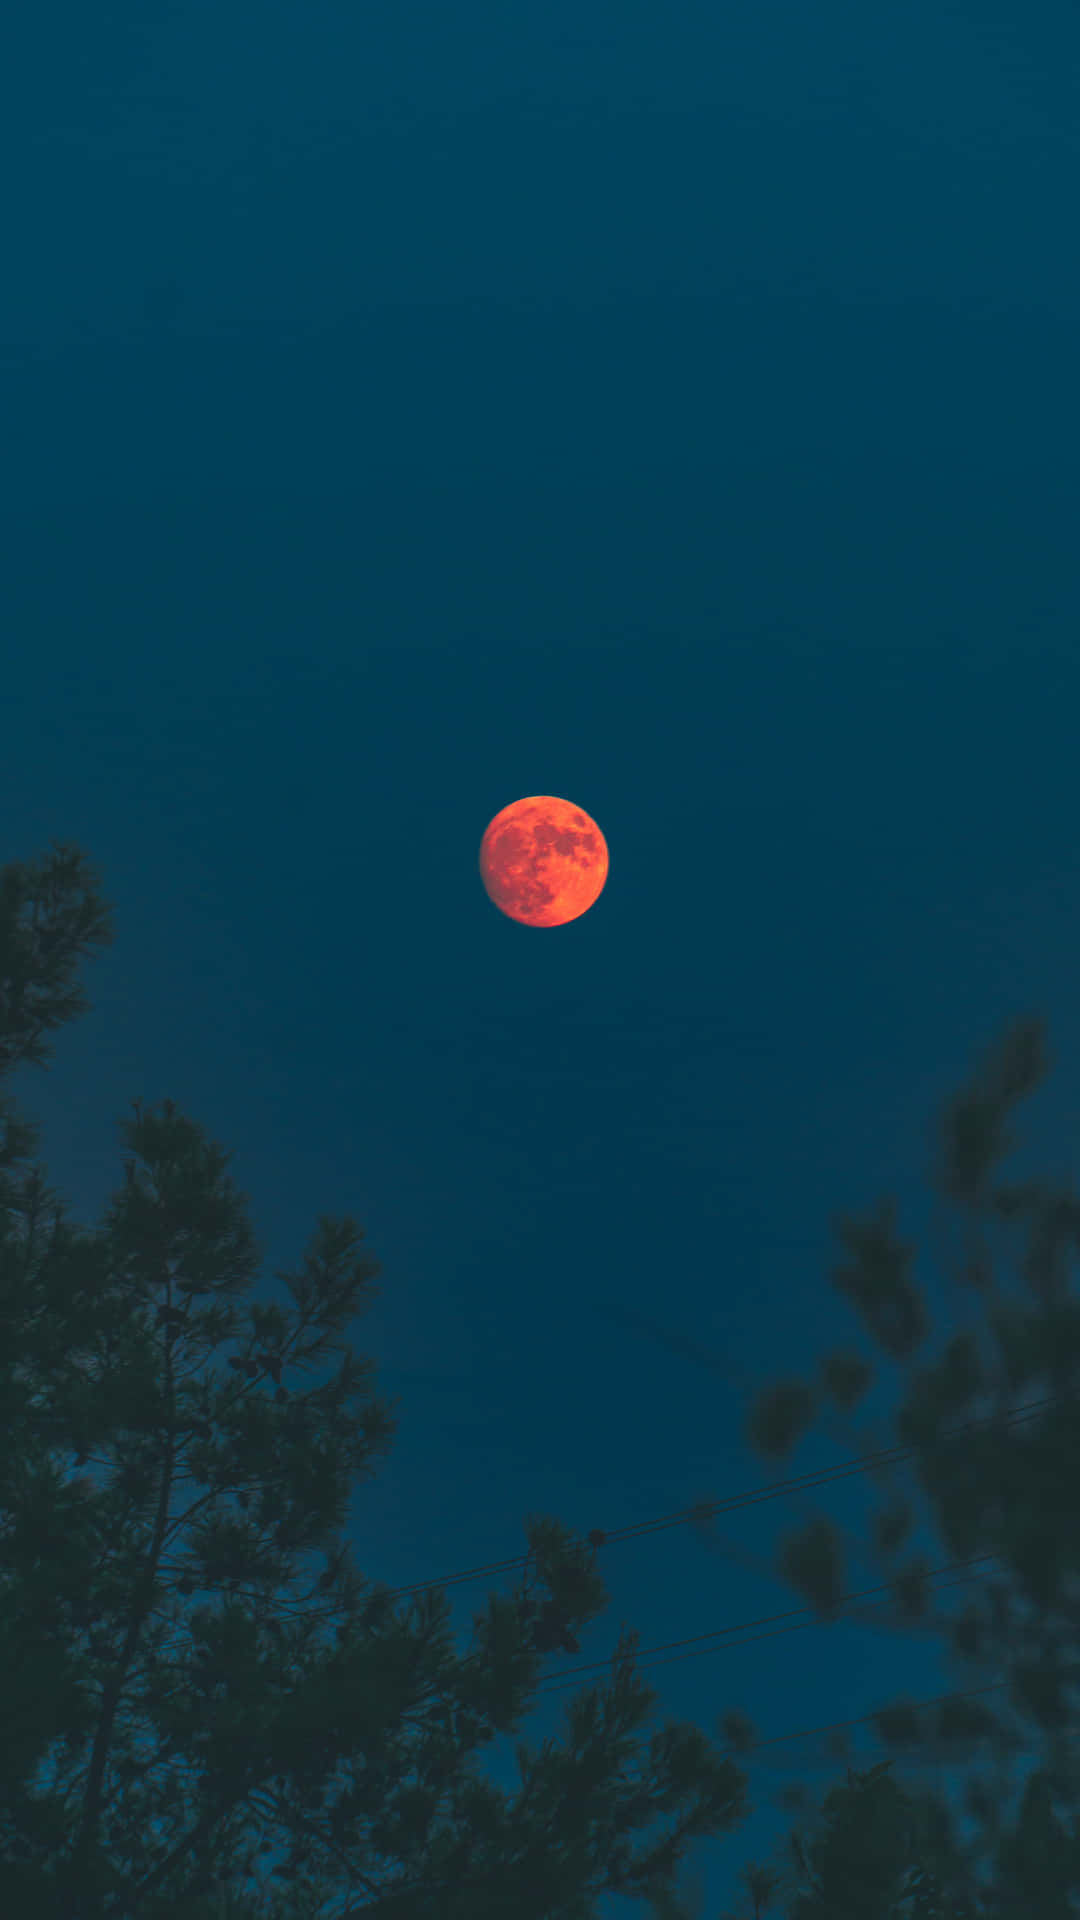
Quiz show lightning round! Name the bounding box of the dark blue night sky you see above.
[4,0,1079,1911]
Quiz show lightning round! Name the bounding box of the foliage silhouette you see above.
[0,841,754,1920]
[619,1011,1080,1916]
[734,1011,1080,1914]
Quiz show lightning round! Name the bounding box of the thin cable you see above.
[381,1388,1061,1606]
[533,1555,1001,1697]
[156,1402,1064,1917]
[356,1392,1058,1718]
[108,1392,1061,1917]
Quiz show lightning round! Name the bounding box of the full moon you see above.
[479,796,609,927]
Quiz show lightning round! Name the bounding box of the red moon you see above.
[479,796,609,927]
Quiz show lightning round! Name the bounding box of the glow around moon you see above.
[478,796,609,927]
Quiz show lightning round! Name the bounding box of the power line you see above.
[338,1389,1059,1733]
[54,1390,1067,1879]
[533,1554,1000,1699]
[379,1388,1062,1609]
[72,1390,1064,1775]
[101,1397,1069,1918]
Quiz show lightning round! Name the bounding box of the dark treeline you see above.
[2,840,1079,1917]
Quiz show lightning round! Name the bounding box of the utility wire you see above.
[533,1554,1001,1699]
[110,1398,1067,1919]
[379,1388,1062,1608]
[78,1387,1064,1915]
[139,1390,1059,1758]
[337,1389,1059,1735]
